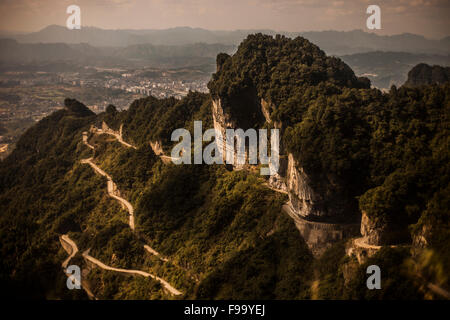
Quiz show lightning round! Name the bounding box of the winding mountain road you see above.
[77,129,184,295]
[144,245,169,262]
[61,234,79,269]
[60,234,181,296]
[82,248,182,296]
[83,128,173,261]
[93,123,137,150]
[81,156,135,231]
[59,234,96,299]
[352,237,400,250]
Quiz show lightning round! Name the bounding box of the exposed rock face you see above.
[261,99,323,218]
[261,99,286,190]
[212,98,233,155]
[212,95,360,253]
[214,96,334,219]
[211,98,248,170]
[412,223,431,248]
[360,211,385,245]
[345,239,379,264]
[150,140,164,156]
[286,153,322,218]
[261,99,282,129]
[268,155,288,192]
[260,99,272,124]
[360,211,410,246]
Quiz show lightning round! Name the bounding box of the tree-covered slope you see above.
[0,95,313,299]
[0,34,448,300]
[209,34,450,248]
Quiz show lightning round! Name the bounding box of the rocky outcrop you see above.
[214,96,338,219]
[150,140,164,156]
[412,223,431,248]
[286,153,326,218]
[260,99,323,218]
[213,95,360,252]
[360,211,411,246]
[268,155,288,192]
[360,211,384,245]
[261,99,287,190]
[261,99,282,129]
[260,99,272,124]
[212,98,246,169]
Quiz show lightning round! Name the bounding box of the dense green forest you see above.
[208,34,449,248]
[0,34,448,300]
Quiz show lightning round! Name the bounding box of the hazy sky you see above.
[0,0,448,38]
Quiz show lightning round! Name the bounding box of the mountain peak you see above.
[64,98,95,116]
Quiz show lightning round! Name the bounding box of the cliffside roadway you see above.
[93,123,137,150]
[353,236,399,250]
[266,161,450,299]
[59,234,96,299]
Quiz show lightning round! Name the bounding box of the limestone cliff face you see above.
[261,99,325,218]
[359,211,409,246]
[211,98,245,169]
[261,99,287,191]
[412,223,431,248]
[267,159,288,192]
[150,140,164,156]
[360,212,382,245]
[286,153,324,218]
[212,95,361,254]
[260,99,272,124]
[261,99,282,129]
[213,96,326,218]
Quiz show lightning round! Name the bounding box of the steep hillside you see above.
[0,34,449,300]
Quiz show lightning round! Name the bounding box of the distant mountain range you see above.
[341,51,450,89]
[8,25,450,55]
[0,38,236,69]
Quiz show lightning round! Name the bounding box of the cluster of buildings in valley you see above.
[57,68,209,100]
[0,66,211,158]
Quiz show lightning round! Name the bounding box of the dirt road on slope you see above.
[81,157,135,231]
[60,234,79,269]
[93,123,137,150]
[82,249,182,296]
[59,235,97,299]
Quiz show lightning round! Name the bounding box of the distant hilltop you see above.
[404,63,450,87]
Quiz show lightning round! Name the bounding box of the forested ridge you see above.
[209,34,449,246]
[0,34,448,299]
